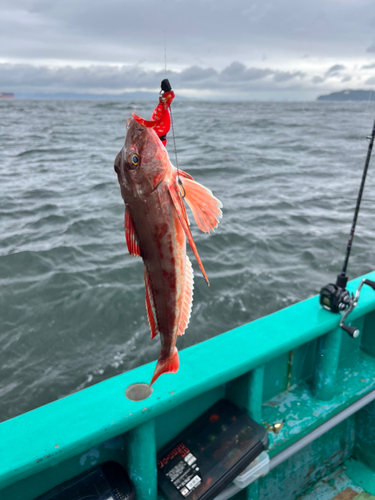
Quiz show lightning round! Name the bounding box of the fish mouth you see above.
[125,118,148,152]
[126,117,144,131]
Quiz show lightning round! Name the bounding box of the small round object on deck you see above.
[125,383,153,401]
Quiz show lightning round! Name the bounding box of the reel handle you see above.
[339,278,375,338]
[340,323,360,338]
[364,279,375,291]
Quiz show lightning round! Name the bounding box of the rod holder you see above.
[127,419,157,500]
[313,328,342,401]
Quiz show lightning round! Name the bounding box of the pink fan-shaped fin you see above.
[177,169,194,181]
[168,181,210,286]
[180,177,222,234]
[178,256,194,336]
[144,269,160,340]
[125,210,141,257]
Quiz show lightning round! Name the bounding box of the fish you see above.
[114,117,222,385]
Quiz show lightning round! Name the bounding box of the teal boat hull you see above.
[2,271,375,500]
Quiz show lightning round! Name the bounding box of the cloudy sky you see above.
[2,0,375,100]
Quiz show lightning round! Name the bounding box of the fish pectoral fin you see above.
[145,270,160,340]
[178,256,194,336]
[150,347,179,386]
[177,168,194,181]
[168,182,210,286]
[125,210,141,257]
[179,176,222,234]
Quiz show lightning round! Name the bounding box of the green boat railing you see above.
[2,271,375,500]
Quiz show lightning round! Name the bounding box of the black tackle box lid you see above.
[35,461,135,500]
[157,399,268,500]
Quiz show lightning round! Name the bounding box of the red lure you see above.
[132,90,175,146]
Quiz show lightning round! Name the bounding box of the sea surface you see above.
[1,99,375,422]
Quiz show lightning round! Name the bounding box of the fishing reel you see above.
[320,277,375,338]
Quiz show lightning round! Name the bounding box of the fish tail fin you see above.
[150,347,179,386]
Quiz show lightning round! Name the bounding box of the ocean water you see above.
[1,99,375,422]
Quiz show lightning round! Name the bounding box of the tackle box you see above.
[157,399,268,500]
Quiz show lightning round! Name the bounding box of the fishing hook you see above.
[178,177,186,199]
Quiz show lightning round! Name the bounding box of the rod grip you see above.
[340,324,360,338]
[364,279,375,291]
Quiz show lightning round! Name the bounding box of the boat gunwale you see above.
[1,271,375,490]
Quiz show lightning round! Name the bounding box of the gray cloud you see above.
[179,66,217,82]
[1,0,375,70]
[312,76,325,84]
[325,64,346,76]
[273,71,305,82]
[2,0,375,100]
[0,62,311,95]
[362,62,375,69]
[220,63,273,82]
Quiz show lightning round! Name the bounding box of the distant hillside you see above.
[317,90,374,102]
[15,92,187,101]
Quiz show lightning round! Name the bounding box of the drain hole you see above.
[125,383,153,401]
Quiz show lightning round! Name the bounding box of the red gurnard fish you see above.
[114,118,222,385]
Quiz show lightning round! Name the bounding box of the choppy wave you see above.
[1,99,375,421]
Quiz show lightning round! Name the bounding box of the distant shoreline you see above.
[317,90,375,102]
[0,92,14,99]
[2,90,374,102]
[9,92,161,101]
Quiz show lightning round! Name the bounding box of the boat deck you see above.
[297,465,369,500]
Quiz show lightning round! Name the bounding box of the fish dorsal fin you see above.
[179,177,222,234]
[145,269,160,340]
[168,181,210,286]
[125,210,141,257]
[178,255,194,336]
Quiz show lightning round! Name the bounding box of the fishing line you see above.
[162,0,185,198]
[163,0,167,76]
[170,107,186,198]
[164,34,167,75]
[367,89,373,108]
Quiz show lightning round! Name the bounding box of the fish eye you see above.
[131,154,139,166]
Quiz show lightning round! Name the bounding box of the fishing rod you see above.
[319,114,375,337]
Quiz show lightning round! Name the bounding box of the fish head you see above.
[115,117,170,199]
